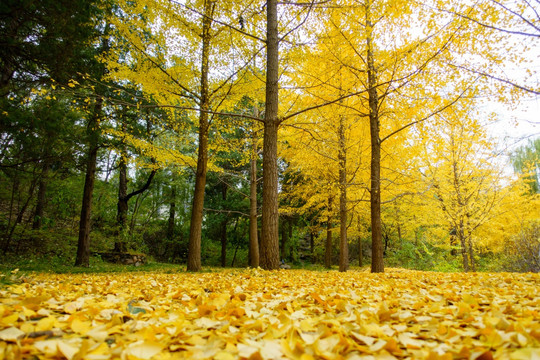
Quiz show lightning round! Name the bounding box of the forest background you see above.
[1,0,539,274]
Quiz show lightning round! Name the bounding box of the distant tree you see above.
[512,138,540,194]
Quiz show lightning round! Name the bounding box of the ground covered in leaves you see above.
[0,268,539,360]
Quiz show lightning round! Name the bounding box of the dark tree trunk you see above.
[358,236,363,267]
[115,155,156,253]
[187,0,214,272]
[281,217,288,261]
[220,181,228,267]
[167,185,176,240]
[114,153,128,252]
[467,236,475,272]
[249,127,259,267]
[6,173,19,240]
[338,118,348,272]
[220,219,228,267]
[310,231,315,256]
[5,177,37,253]
[365,3,384,273]
[33,158,50,230]
[325,196,333,269]
[260,0,280,270]
[75,99,102,267]
[458,224,469,272]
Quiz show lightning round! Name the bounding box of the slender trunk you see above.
[338,118,348,272]
[395,208,402,246]
[450,230,458,256]
[6,173,19,238]
[220,182,228,267]
[33,158,50,230]
[75,26,110,267]
[187,0,214,272]
[467,236,475,272]
[366,3,384,273]
[231,242,240,267]
[325,196,333,269]
[167,185,176,240]
[129,193,142,236]
[5,178,37,252]
[358,236,363,267]
[249,121,259,267]
[281,217,288,261]
[260,0,280,270]
[358,216,363,267]
[220,219,228,267]
[310,231,315,256]
[75,99,102,267]
[458,224,469,272]
[114,153,128,252]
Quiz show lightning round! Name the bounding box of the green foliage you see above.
[502,220,540,272]
[385,240,462,272]
[511,138,540,194]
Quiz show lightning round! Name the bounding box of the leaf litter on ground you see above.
[0,268,539,359]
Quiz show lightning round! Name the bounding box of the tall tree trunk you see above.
[458,224,469,272]
[325,196,333,269]
[260,0,280,270]
[114,153,128,252]
[395,207,402,246]
[310,231,315,257]
[75,99,102,267]
[220,218,228,267]
[338,118,348,272]
[365,3,384,273]
[75,25,110,267]
[467,236,475,272]
[33,157,50,230]
[358,216,363,267]
[187,0,214,272]
[220,181,228,267]
[167,184,176,240]
[249,121,259,268]
[5,177,38,253]
[281,217,288,261]
[358,237,363,267]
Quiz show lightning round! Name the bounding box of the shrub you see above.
[504,221,540,272]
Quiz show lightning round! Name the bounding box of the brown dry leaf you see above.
[0,269,539,359]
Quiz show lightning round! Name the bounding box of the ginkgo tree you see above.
[103,0,264,271]
[419,103,509,272]
[283,0,481,272]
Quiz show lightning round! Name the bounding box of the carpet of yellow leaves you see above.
[0,268,539,360]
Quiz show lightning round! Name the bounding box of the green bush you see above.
[503,221,540,272]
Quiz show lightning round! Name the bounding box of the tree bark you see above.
[281,217,288,261]
[458,224,469,272]
[467,236,475,272]
[220,218,228,267]
[325,196,333,269]
[358,236,363,267]
[115,157,156,253]
[167,184,176,240]
[75,99,102,267]
[187,0,214,272]
[33,157,50,230]
[249,120,259,268]
[5,177,37,253]
[260,0,280,270]
[220,181,228,267]
[338,118,348,272]
[366,2,384,273]
[310,231,315,256]
[114,153,128,252]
